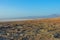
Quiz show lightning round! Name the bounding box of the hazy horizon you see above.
[0,0,60,19]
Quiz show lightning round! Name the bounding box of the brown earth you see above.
[0,18,60,40]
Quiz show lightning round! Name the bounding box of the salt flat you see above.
[0,19,34,22]
[0,18,47,22]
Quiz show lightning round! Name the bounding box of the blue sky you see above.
[0,0,60,19]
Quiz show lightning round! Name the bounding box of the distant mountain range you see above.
[17,14,60,19]
[0,14,60,20]
[38,14,60,18]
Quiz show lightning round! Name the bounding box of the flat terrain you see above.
[0,18,60,40]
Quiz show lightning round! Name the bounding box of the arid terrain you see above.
[0,18,60,40]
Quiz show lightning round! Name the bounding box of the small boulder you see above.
[54,33,60,38]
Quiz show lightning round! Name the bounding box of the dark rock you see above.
[20,30,26,34]
[54,33,60,38]
[22,37,29,40]
[0,37,9,40]
[0,31,5,34]
[17,29,20,31]
[15,24,20,26]
[10,39,14,40]
[15,24,24,26]
[0,26,12,30]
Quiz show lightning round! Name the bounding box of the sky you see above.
[0,0,60,19]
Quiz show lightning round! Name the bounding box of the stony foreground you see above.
[0,18,60,40]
